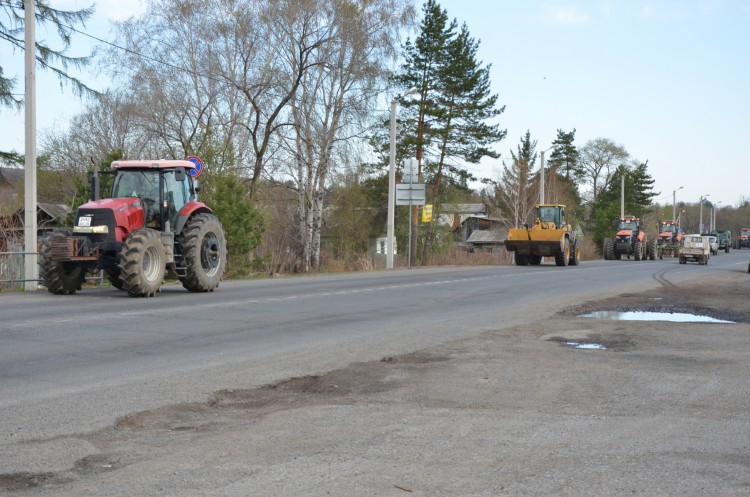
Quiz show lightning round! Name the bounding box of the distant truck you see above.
[711,230,731,253]
[679,234,710,265]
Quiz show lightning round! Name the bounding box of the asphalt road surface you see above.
[1,250,749,496]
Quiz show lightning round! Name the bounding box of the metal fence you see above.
[0,251,29,289]
[0,251,103,291]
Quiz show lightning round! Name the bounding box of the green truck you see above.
[712,230,731,253]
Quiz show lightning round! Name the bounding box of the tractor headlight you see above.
[73,225,109,234]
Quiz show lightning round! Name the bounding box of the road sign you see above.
[396,183,426,205]
[186,155,203,178]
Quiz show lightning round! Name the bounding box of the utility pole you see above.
[699,194,709,233]
[672,186,683,221]
[24,0,38,291]
[386,87,418,270]
[620,174,625,217]
[539,150,545,204]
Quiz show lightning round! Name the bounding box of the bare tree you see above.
[578,137,629,204]
[492,131,537,228]
[282,0,414,271]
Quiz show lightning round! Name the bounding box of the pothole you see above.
[580,310,734,324]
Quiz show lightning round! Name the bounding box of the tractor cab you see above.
[616,216,640,236]
[110,161,194,231]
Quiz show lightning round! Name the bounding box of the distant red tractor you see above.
[735,228,750,249]
[38,159,227,297]
[656,219,683,259]
[603,215,656,261]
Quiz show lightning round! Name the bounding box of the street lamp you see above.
[712,201,722,231]
[387,87,418,270]
[699,194,710,233]
[672,186,683,221]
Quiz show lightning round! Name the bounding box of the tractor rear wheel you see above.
[603,238,614,260]
[177,213,227,292]
[39,231,85,295]
[119,228,166,297]
[647,239,657,260]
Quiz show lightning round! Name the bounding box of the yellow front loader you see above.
[504,204,580,266]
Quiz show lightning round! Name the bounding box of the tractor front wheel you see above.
[177,213,227,292]
[39,231,85,295]
[119,228,166,297]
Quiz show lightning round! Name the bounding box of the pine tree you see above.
[0,1,95,109]
[394,0,506,263]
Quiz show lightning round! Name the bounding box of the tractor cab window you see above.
[538,206,560,227]
[661,224,675,233]
[618,220,638,231]
[162,169,190,228]
[112,170,161,224]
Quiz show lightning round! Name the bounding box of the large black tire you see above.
[529,255,542,265]
[105,267,124,290]
[118,228,166,297]
[177,213,227,292]
[514,254,529,266]
[633,240,642,261]
[647,239,657,260]
[568,240,580,266]
[603,238,614,260]
[38,232,85,295]
[555,238,570,266]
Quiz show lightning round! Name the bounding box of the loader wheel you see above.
[39,232,85,295]
[555,238,570,266]
[568,240,580,266]
[529,255,542,265]
[119,228,166,297]
[514,254,529,266]
[603,238,614,260]
[177,213,227,292]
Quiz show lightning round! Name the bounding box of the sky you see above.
[1,0,749,209]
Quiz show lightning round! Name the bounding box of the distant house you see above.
[437,203,488,228]
[455,216,508,253]
[0,202,71,251]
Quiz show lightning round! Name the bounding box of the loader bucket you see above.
[505,227,565,256]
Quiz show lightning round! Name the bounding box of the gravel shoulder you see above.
[2,268,750,496]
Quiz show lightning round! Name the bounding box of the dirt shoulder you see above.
[3,271,750,496]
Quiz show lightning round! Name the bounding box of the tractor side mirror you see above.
[175,167,186,182]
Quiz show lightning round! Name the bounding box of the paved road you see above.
[1,250,749,495]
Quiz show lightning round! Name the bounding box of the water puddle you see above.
[581,311,734,324]
[565,341,607,350]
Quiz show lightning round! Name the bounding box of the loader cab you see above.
[537,205,565,229]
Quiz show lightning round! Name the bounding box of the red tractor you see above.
[38,159,227,297]
[735,228,750,249]
[603,215,656,261]
[656,219,683,259]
